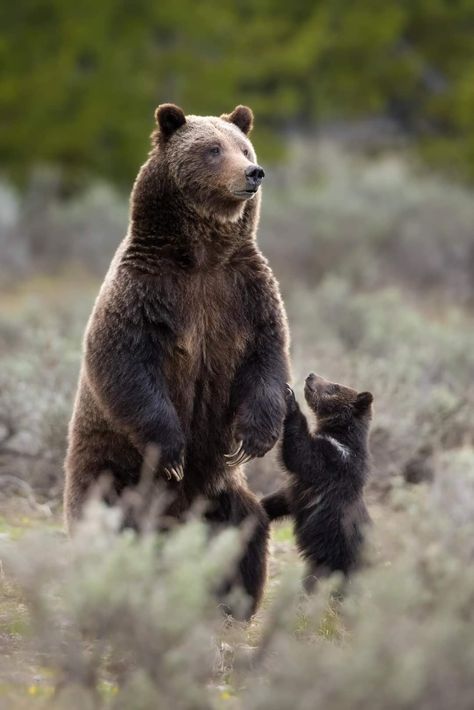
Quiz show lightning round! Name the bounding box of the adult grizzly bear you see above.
[64,104,290,617]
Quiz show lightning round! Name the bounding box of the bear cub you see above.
[262,373,373,590]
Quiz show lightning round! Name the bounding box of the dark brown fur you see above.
[262,374,372,591]
[64,105,290,617]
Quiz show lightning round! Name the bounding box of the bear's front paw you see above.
[225,397,285,467]
[160,440,185,482]
[225,429,279,468]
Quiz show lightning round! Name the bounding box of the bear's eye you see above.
[243,148,250,158]
[209,146,221,156]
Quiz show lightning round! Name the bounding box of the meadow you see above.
[1,142,474,708]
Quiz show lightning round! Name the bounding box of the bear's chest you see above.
[169,270,250,377]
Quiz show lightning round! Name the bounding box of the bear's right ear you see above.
[221,105,254,135]
[155,104,186,139]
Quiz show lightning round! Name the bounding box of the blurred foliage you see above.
[3,1,474,186]
[3,459,474,708]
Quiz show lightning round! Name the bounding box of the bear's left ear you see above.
[354,391,374,413]
[155,104,186,140]
[221,105,254,135]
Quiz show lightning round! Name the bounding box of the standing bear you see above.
[64,104,290,617]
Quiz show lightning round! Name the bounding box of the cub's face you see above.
[154,103,263,221]
[304,373,373,423]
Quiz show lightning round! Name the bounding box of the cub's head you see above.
[304,373,373,425]
[153,103,264,221]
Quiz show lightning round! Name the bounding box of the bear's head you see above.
[304,373,373,426]
[152,104,264,222]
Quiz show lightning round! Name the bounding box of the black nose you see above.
[245,164,265,189]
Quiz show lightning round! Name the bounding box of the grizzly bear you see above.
[261,374,372,591]
[64,104,290,617]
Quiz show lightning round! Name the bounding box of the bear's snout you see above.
[245,164,265,191]
[305,372,322,391]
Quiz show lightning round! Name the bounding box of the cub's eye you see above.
[243,148,250,158]
[209,146,221,155]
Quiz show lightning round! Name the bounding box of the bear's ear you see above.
[221,105,254,135]
[155,104,186,139]
[354,391,374,413]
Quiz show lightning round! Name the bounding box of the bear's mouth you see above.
[233,189,258,200]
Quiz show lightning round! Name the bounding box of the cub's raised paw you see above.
[285,384,295,401]
[284,384,298,413]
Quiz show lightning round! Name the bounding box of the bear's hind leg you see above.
[261,487,291,521]
[236,488,270,618]
[207,486,269,620]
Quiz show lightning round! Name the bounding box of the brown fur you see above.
[262,375,372,590]
[64,105,290,617]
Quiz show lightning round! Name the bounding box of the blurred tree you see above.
[2,0,474,188]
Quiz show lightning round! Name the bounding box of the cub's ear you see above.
[155,104,186,139]
[221,105,254,135]
[354,391,374,413]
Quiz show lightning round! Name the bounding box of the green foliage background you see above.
[2,0,474,187]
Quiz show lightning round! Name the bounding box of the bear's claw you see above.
[163,460,184,481]
[224,441,253,467]
[234,452,253,467]
[225,441,243,459]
